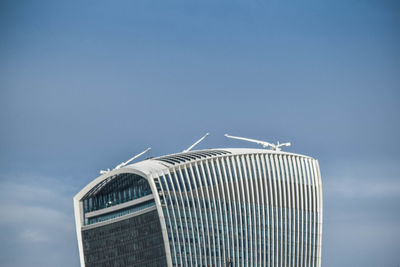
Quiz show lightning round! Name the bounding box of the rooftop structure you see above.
[74,142,323,267]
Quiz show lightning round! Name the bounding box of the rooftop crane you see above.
[100,147,151,174]
[224,134,290,151]
[183,133,210,152]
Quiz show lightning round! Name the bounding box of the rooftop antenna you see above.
[224,134,291,151]
[183,133,210,152]
[100,147,151,174]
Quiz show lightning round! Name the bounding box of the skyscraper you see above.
[74,147,323,267]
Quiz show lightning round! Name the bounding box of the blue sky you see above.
[0,0,399,266]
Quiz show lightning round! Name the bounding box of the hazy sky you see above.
[0,1,399,266]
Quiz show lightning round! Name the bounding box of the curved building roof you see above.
[74,147,322,267]
[74,147,314,201]
[126,148,313,176]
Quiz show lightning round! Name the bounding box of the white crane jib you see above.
[183,133,210,153]
[224,134,291,151]
[100,147,151,175]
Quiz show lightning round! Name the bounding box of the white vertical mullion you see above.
[252,155,259,267]
[162,171,180,266]
[255,154,265,266]
[304,159,312,267]
[228,156,241,265]
[266,154,275,267]
[252,154,262,267]
[315,160,323,267]
[269,154,278,267]
[259,154,269,266]
[309,160,315,267]
[188,163,206,267]
[293,156,303,266]
[182,166,199,266]
[297,157,303,267]
[278,155,288,267]
[194,163,211,265]
[204,160,220,267]
[270,154,279,267]
[167,170,184,266]
[187,164,204,266]
[283,156,291,267]
[301,158,308,267]
[299,158,306,267]
[176,167,195,266]
[261,154,271,266]
[304,158,311,267]
[287,157,295,267]
[273,154,283,267]
[243,155,254,267]
[239,155,250,267]
[235,155,247,266]
[249,155,255,267]
[210,159,226,266]
[199,161,216,266]
[171,168,191,266]
[310,160,317,267]
[218,158,232,264]
[157,173,175,267]
[221,157,237,261]
[293,157,301,267]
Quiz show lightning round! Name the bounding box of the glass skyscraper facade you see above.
[74,148,323,267]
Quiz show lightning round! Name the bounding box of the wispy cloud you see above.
[322,159,400,267]
[20,228,50,243]
[325,176,400,198]
[0,204,73,232]
[323,159,400,198]
[0,173,79,266]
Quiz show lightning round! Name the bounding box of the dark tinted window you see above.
[82,210,167,267]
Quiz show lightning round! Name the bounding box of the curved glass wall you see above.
[87,200,156,225]
[76,151,322,267]
[80,173,166,267]
[83,173,152,213]
[82,173,154,226]
[154,153,323,267]
[82,209,167,267]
